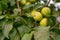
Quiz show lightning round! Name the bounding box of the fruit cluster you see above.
[20,0,35,5]
[31,7,51,27]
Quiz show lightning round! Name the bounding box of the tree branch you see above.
[15,0,21,14]
[15,0,20,9]
[47,0,50,6]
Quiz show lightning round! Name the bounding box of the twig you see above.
[15,0,20,9]
[15,0,21,14]
[47,0,50,6]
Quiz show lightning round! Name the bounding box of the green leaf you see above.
[48,16,56,26]
[0,31,5,40]
[0,4,2,11]
[0,19,8,30]
[0,11,2,15]
[23,4,35,10]
[9,28,20,40]
[56,0,60,2]
[9,28,17,40]
[34,26,50,40]
[13,8,21,15]
[0,15,4,20]
[3,22,13,38]
[9,0,15,6]
[1,0,8,3]
[1,0,8,9]
[21,31,34,40]
[55,35,60,40]
[0,35,5,40]
[14,33,20,40]
[17,25,31,37]
[21,16,34,28]
[15,17,27,25]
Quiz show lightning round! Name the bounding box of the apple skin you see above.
[21,0,27,5]
[41,7,51,16]
[26,2,31,5]
[31,11,43,21]
[31,10,36,17]
[40,18,48,26]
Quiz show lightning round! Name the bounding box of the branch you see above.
[47,0,50,6]
[15,0,21,14]
[15,0,20,9]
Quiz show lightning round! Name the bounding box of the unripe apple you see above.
[21,0,27,5]
[31,10,36,17]
[40,18,48,26]
[26,2,31,5]
[41,7,51,16]
[31,11,43,21]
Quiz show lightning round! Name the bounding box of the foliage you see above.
[0,0,60,40]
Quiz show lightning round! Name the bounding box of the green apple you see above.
[32,11,43,21]
[41,7,51,16]
[26,2,31,5]
[20,0,27,5]
[31,10,36,17]
[40,18,48,26]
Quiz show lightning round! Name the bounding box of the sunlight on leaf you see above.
[9,28,17,40]
[14,33,20,40]
[34,26,50,40]
[21,31,34,40]
[17,25,31,37]
[3,22,13,38]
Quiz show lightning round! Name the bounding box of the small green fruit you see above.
[41,7,51,16]
[40,18,48,26]
[33,11,43,21]
[21,0,27,5]
[31,10,36,17]
[26,2,31,5]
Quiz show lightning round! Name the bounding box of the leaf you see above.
[23,4,35,10]
[14,33,20,40]
[0,32,5,40]
[9,28,17,40]
[21,31,34,40]
[0,11,2,15]
[56,0,60,2]
[3,22,13,38]
[21,16,34,28]
[9,28,20,40]
[13,8,21,15]
[0,19,8,30]
[0,35,5,40]
[55,35,60,40]
[17,25,31,37]
[34,26,50,40]
[15,17,29,26]
[1,0,8,9]
[48,16,56,26]
[0,15,4,20]
[1,0,8,3]
[9,0,15,6]
[0,4,2,11]
[0,31,5,40]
